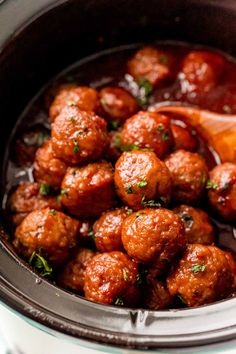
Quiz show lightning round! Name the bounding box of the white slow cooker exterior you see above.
[1,1,236,353]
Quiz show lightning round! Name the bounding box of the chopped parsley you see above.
[39,183,51,196]
[61,188,68,197]
[137,179,148,188]
[162,131,170,141]
[122,268,129,281]
[141,196,161,208]
[135,211,146,219]
[157,123,165,132]
[69,116,76,123]
[73,141,79,154]
[191,264,206,274]
[124,183,134,194]
[29,251,53,277]
[67,101,76,107]
[114,298,124,306]
[49,209,57,216]
[120,143,140,152]
[126,208,133,215]
[136,270,148,286]
[206,180,218,190]
[137,78,153,106]
[88,228,95,241]
[110,120,120,130]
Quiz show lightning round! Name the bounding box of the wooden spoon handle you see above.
[155,106,236,164]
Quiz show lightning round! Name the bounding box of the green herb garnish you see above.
[73,141,79,154]
[206,180,218,190]
[137,179,148,188]
[141,196,161,208]
[124,183,134,194]
[162,131,170,141]
[61,188,68,197]
[126,208,133,215]
[29,251,53,277]
[137,78,153,106]
[120,144,140,152]
[191,264,206,274]
[39,183,51,196]
[69,116,76,123]
[136,270,148,286]
[49,209,57,216]
[114,297,124,306]
[135,211,146,219]
[110,120,120,130]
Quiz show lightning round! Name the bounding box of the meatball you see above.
[115,151,172,210]
[165,149,209,204]
[14,208,80,265]
[34,140,67,190]
[58,248,96,293]
[167,244,235,307]
[94,208,130,252]
[84,251,139,305]
[173,205,215,245]
[61,161,116,218]
[179,51,225,94]
[171,124,197,152]
[127,46,174,86]
[49,85,99,122]
[121,208,186,264]
[99,87,138,123]
[208,163,236,221]
[51,106,108,165]
[8,182,62,226]
[144,279,173,310]
[120,111,174,159]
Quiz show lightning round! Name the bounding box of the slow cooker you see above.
[1,1,236,353]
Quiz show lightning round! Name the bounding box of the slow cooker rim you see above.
[1,0,236,349]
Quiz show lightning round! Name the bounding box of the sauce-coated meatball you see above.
[173,205,215,245]
[8,182,62,226]
[120,112,173,159]
[208,163,236,221]
[51,106,108,165]
[99,87,138,123]
[144,279,173,310]
[179,51,225,94]
[34,140,67,190]
[167,244,235,307]
[61,161,116,218]
[171,124,197,152]
[121,208,186,264]
[165,149,209,205]
[14,208,80,265]
[49,85,99,122]
[127,47,174,86]
[115,151,171,210]
[58,248,96,293]
[94,208,130,252]
[84,251,139,305]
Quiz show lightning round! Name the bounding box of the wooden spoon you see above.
[153,105,236,163]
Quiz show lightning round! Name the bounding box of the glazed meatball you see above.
[171,124,197,152]
[127,46,174,86]
[51,106,108,165]
[144,279,173,310]
[115,151,171,210]
[84,251,139,306]
[106,131,122,162]
[14,208,80,265]
[179,51,225,94]
[34,140,67,190]
[58,248,96,293]
[61,161,116,218]
[165,149,209,204]
[8,182,62,226]
[49,85,99,122]
[93,208,130,252]
[173,205,215,245]
[208,163,236,221]
[120,111,173,159]
[167,244,235,307]
[121,208,186,264]
[99,87,138,123]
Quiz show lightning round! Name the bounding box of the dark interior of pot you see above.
[1,0,236,349]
